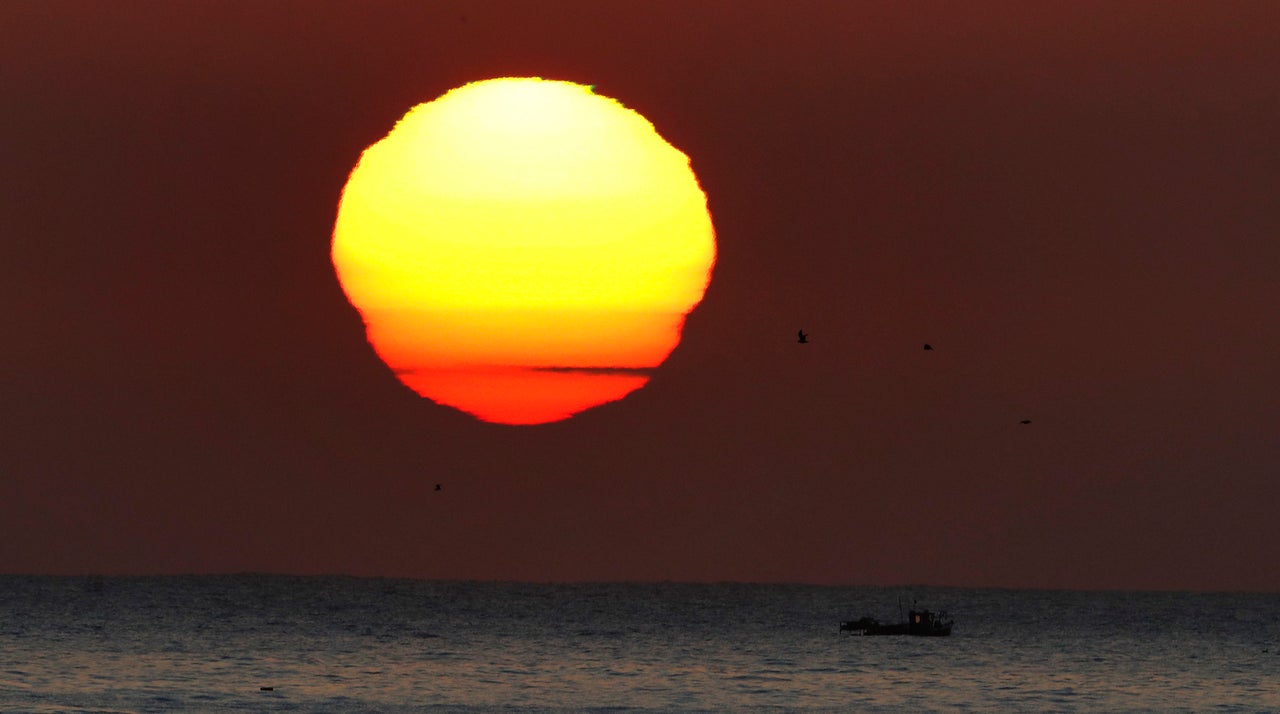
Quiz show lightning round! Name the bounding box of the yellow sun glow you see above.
[332,78,716,424]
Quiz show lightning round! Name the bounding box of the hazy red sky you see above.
[3,1,1277,591]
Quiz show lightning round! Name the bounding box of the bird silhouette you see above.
[923,343,934,351]
[797,330,808,344]
[434,483,442,491]
[1019,419,1032,425]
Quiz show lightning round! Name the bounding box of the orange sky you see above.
[2,1,1278,590]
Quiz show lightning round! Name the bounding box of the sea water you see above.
[1,576,1277,712]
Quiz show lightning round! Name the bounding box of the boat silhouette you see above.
[840,608,953,636]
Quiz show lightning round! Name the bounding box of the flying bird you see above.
[1019,419,1032,425]
[434,483,442,491]
[923,343,934,351]
[797,330,808,344]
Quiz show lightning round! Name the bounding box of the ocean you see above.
[1,576,1276,712]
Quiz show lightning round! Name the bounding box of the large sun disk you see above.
[332,77,716,424]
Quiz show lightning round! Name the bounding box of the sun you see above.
[332,78,716,425]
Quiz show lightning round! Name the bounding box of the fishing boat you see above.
[840,608,953,636]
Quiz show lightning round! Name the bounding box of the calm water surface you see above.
[1,576,1277,711]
